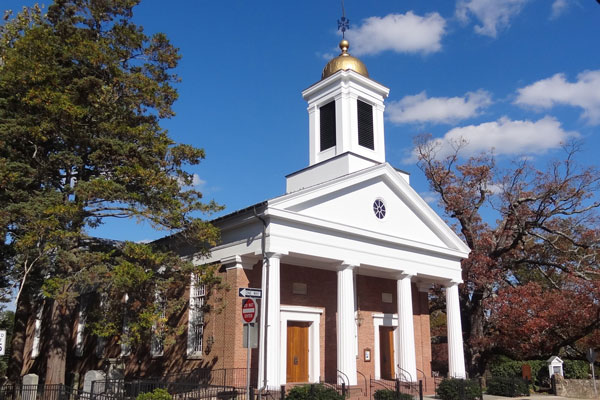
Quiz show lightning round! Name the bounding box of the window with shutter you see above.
[187,274,206,357]
[320,101,336,151]
[357,100,374,150]
[151,291,166,357]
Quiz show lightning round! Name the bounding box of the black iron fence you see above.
[0,384,119,400]
[91,380,242,400]
[369,377,423,400]
[156,368,248,388]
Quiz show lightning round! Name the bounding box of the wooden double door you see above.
[286,321,310,382]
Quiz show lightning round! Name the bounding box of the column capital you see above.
[395,272,414,281]
[222,255,256,270]
[265,252,285,260]
[444,279,462,288]
[338,261,358,271]
[416,281,432,292]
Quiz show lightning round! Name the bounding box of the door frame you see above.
[280,305,323,385]
[373,313,399,380]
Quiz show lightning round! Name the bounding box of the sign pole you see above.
[246,323,251,397]
[587,348,597,397]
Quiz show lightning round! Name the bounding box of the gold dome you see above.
[321,39,369,80]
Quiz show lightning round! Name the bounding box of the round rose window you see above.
[373,199,386,219]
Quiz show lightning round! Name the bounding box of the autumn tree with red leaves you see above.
[415,136,600,375]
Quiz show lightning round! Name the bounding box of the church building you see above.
[188,38,470,390]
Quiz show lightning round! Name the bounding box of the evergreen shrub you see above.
[285,384,344,400]
[563,360,589,379]
[486,377,529,397]
[373,389,413,400]
[136,389,172,400]
[435,378,481,400]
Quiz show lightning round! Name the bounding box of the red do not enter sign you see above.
[242,298,257,323]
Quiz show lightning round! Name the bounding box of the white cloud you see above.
[191,174,206,187]
[176,173,206,189]
[550,0,570,19]
[456,0,530,37]
[345,12,446,56]
[408,116,577,162]
[515,70,600,125]
[420,191,439,205]
[387,90,492,125]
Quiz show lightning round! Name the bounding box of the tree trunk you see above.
[8,287,31,383]
[44,299,72,385]
[463,289,487,377]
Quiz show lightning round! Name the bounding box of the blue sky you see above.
[3,0,600,243]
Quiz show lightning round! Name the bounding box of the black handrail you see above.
[396,364,414,382]
[356,370,368,396]
[336,369,349,387]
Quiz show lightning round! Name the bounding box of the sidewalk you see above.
[483,395,570,400]
[424,395,572,400]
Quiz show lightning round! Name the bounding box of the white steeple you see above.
[286,40,391,193]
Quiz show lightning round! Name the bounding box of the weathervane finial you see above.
[337,0,349,38]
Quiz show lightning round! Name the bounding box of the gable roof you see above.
[269,162,470,256]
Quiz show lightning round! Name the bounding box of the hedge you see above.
[136,389,172,400]
[373,389,413,400]
[489,357,597,387]
[436,378,482,400]
[285,384,344,400]
[486,377,529,397]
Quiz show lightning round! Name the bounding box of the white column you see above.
[337,263,357,385]
[446,282,466,379]
[258,253,282,388]
[396,274,417,382]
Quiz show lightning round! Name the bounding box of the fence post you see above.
[551,375,556,396]
[310,384,315,400]
[250,386,255,400]
[395,379,400,396]
[459,380,465,400]
[341,383,346,397]
[419,380,423,400]
[281,385,286,400]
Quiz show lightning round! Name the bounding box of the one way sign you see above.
[238,287,262,298]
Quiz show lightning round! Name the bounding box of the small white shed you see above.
[547,356,564,379]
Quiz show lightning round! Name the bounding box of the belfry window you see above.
[357,100,374,150]
[319,101,336,151]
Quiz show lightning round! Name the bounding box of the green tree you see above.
[0,1,221,384]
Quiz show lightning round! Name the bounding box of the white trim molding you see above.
[280,306,323,385]
[372,313,399,380]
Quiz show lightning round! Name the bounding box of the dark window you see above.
[357,100,374,150]
[320,101,336,151]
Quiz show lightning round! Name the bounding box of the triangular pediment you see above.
[269,164,469,254]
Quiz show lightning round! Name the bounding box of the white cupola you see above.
[286,39,391,193]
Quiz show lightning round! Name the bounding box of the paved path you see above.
[483,395,570,400]
[425,395,574,400]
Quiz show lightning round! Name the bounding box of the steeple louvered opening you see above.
[357,99,374,150]
[319,101,336,151]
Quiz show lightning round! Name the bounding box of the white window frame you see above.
[151,291,166,358]
[31,302,44,359]
[187,274,205,358]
